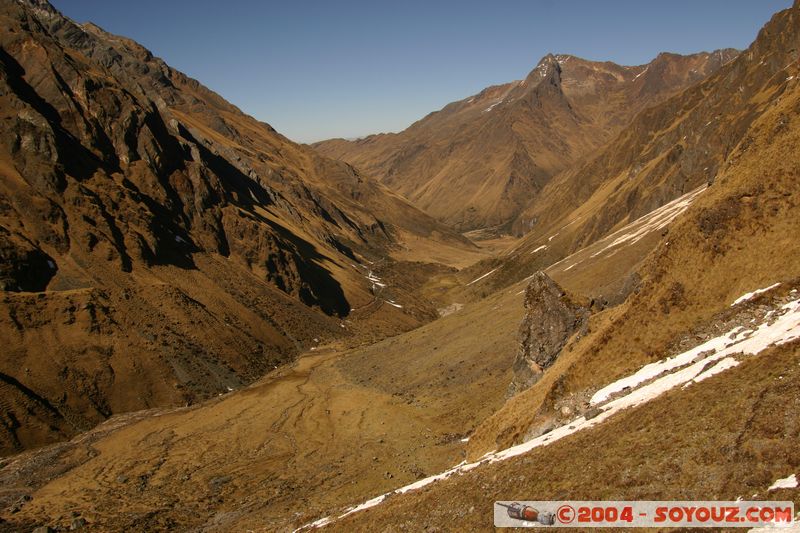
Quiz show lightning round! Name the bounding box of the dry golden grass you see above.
[2,4,799,533]
[0,275,525,531]
[467,67,800,458]
[329,339,800,532]
[315,53,731,231]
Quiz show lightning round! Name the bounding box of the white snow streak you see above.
[732,283,781,306]
[589,186,706,260]
[539,186,705,276]
[366,272,387,288]
[295,291,800,532]
[530,245,547,255]
[592,289,797,404]
[467,268,498,286]
[632,66,649,81]
[768,474,798,491]
[689,357,739,384]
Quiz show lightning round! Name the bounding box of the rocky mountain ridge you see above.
[0,0,471,454]
[315,49,736,231]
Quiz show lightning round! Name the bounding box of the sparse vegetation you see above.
[0,1,798,532]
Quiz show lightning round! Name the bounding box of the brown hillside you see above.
[459,4,800,302]
[0,2,798,533]
[299,6,800,530]
[0,0,475,455]
[314,50,735,231]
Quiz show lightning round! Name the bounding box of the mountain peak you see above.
[0,0,475,457]
[15,0,56,9]
[538,52,558,64]
[13,0,60,19]
[524,53,563,86]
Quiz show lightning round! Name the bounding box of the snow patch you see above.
[304,517,332,529]
[689,357,739,385]
[732,283,781,306]
[395,470,456,494]
[588,186,706,260]
[297,295,800,531]
[362,269,389,292]
[769,474,798,491]
[592,294,800,405]
[530,245,547,255]
[632,66,649,81]
[467,268,498,286]
[339,494,389,517]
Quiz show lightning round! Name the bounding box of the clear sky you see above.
[50,0,792,144]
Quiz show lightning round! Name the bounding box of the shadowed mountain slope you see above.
[0,0,473,455]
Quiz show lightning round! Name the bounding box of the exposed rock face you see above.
[509,272,589,396]
[0,0,471,454]
[461,7,800,298]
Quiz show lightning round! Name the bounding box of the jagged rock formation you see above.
[315,50,736,231]
[509,272,588,396]
[467,0,800,457]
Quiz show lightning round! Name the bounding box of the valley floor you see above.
[4,178,798,531]
[0,262,520,531]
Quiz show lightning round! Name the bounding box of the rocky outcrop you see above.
[509,272,589,396]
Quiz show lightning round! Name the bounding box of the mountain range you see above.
[314,49,736,232]
[0,0,798,532]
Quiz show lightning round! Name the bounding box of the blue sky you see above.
[51,0,791,143]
